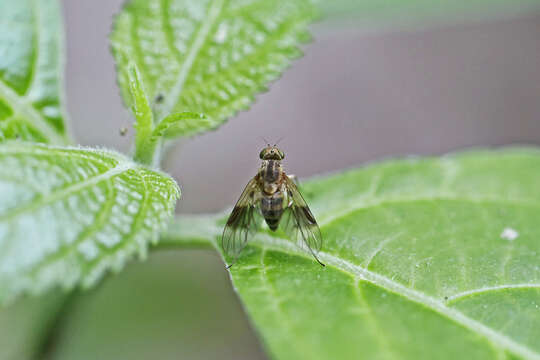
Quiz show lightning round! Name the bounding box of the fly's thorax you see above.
[259,159,283,194]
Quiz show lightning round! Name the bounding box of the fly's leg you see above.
[226,253,241,269]
[226,259,237,269]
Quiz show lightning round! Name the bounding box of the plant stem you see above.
[157,214,222,249]
[133,136,157,166]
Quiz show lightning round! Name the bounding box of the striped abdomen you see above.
[261,195,284,231]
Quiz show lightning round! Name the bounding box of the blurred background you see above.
[4,1,540,359]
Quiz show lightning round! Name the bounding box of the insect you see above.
[222,145,325,268]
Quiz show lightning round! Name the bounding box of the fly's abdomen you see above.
[261,195,284,231]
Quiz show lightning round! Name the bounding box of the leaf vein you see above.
[0,79,65,144]
[0,162,136,221]
[353,278,398,360]
[27,178,117,278]
[159,0,225,119]
[159,0,183,63]
[446,284,540,303]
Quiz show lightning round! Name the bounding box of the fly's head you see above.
[259,146,284,161]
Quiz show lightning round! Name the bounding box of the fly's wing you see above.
[282,176,324,266]
[222,177,262,263]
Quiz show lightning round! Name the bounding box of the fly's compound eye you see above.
[259,149,265,159]
[279,150,284,159]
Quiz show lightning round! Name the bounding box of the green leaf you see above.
[125,61,208,163]
[162,148,540,360]
[127,63,155,165]
[0,0,69,144]
[152,112,208,139]
[317,0,540,27]
[110,0,317,137]
[0,142,179,303]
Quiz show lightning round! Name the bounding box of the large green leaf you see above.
[110,0,317,138]
[0,142,179,303]
[162,148,540,360]
[0,0,68,144]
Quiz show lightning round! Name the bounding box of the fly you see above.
[222,145,325,268]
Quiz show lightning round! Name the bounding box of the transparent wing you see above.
[282,176,324,266]
[222,177,261,265]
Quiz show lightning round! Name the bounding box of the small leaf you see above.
[0,0,69,144]
[126,63,207,162]
[0,142,179,303]
[127,63,155,165]
[152,112,208,139]
[164,148,540,360]
[110,0,317,137]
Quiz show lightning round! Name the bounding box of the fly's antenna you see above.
[259,136,270,146]
[274,136,285,146]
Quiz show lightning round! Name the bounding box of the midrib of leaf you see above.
[247,235,540,360]
[0,162,135,222]
[159,0,225,120]
[0,79,66,144]
[160,0,182,63]
[446,284,540,304]
[177,15,307,112]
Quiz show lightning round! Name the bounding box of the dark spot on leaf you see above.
[155,93,165,103]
